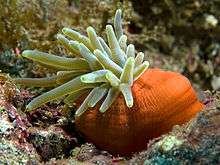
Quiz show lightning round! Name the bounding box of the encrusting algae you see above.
[15,9,204,155]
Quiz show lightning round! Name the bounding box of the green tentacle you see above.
[26,76,98,111]
[22,50,90,70]
[16,9,150,116]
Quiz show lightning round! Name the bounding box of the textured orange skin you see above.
[75,68,204,156]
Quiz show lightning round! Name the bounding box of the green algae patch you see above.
[0,139,40,164]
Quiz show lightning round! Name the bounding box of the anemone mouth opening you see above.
[16,9,150,116]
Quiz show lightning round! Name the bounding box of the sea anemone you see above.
[15,9,204,155]
[16,9,148,115]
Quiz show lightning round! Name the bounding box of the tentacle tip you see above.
[26,104,34,112]
[99,107,107,113]
[93,49,101,55]
[75,108,88,117]
[127,56,135,63]
[75,108,83,116]
[69,40,79,46]
[75,111,81,117]
[116,9,122,15]
[56,34,65,41]
[120,35,127,40]
[80,76,87,82]
[68,40,73,44]
[144,61,150,68]
[22,50,33,57]
[127,102,133,108]
[106,24,113,31]
[80,75,95,83]
[62,27,69,33]
[87,26,94,32]
[56,33,63,38]
[128,44,135,49]
[88,103,95,108]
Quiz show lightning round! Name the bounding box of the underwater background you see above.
[0,0,219,164]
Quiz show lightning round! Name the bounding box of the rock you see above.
[129,92,220,165]
[28,125,77,161]
[0,138,40,164]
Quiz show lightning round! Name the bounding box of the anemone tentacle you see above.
[15,9,150,115]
